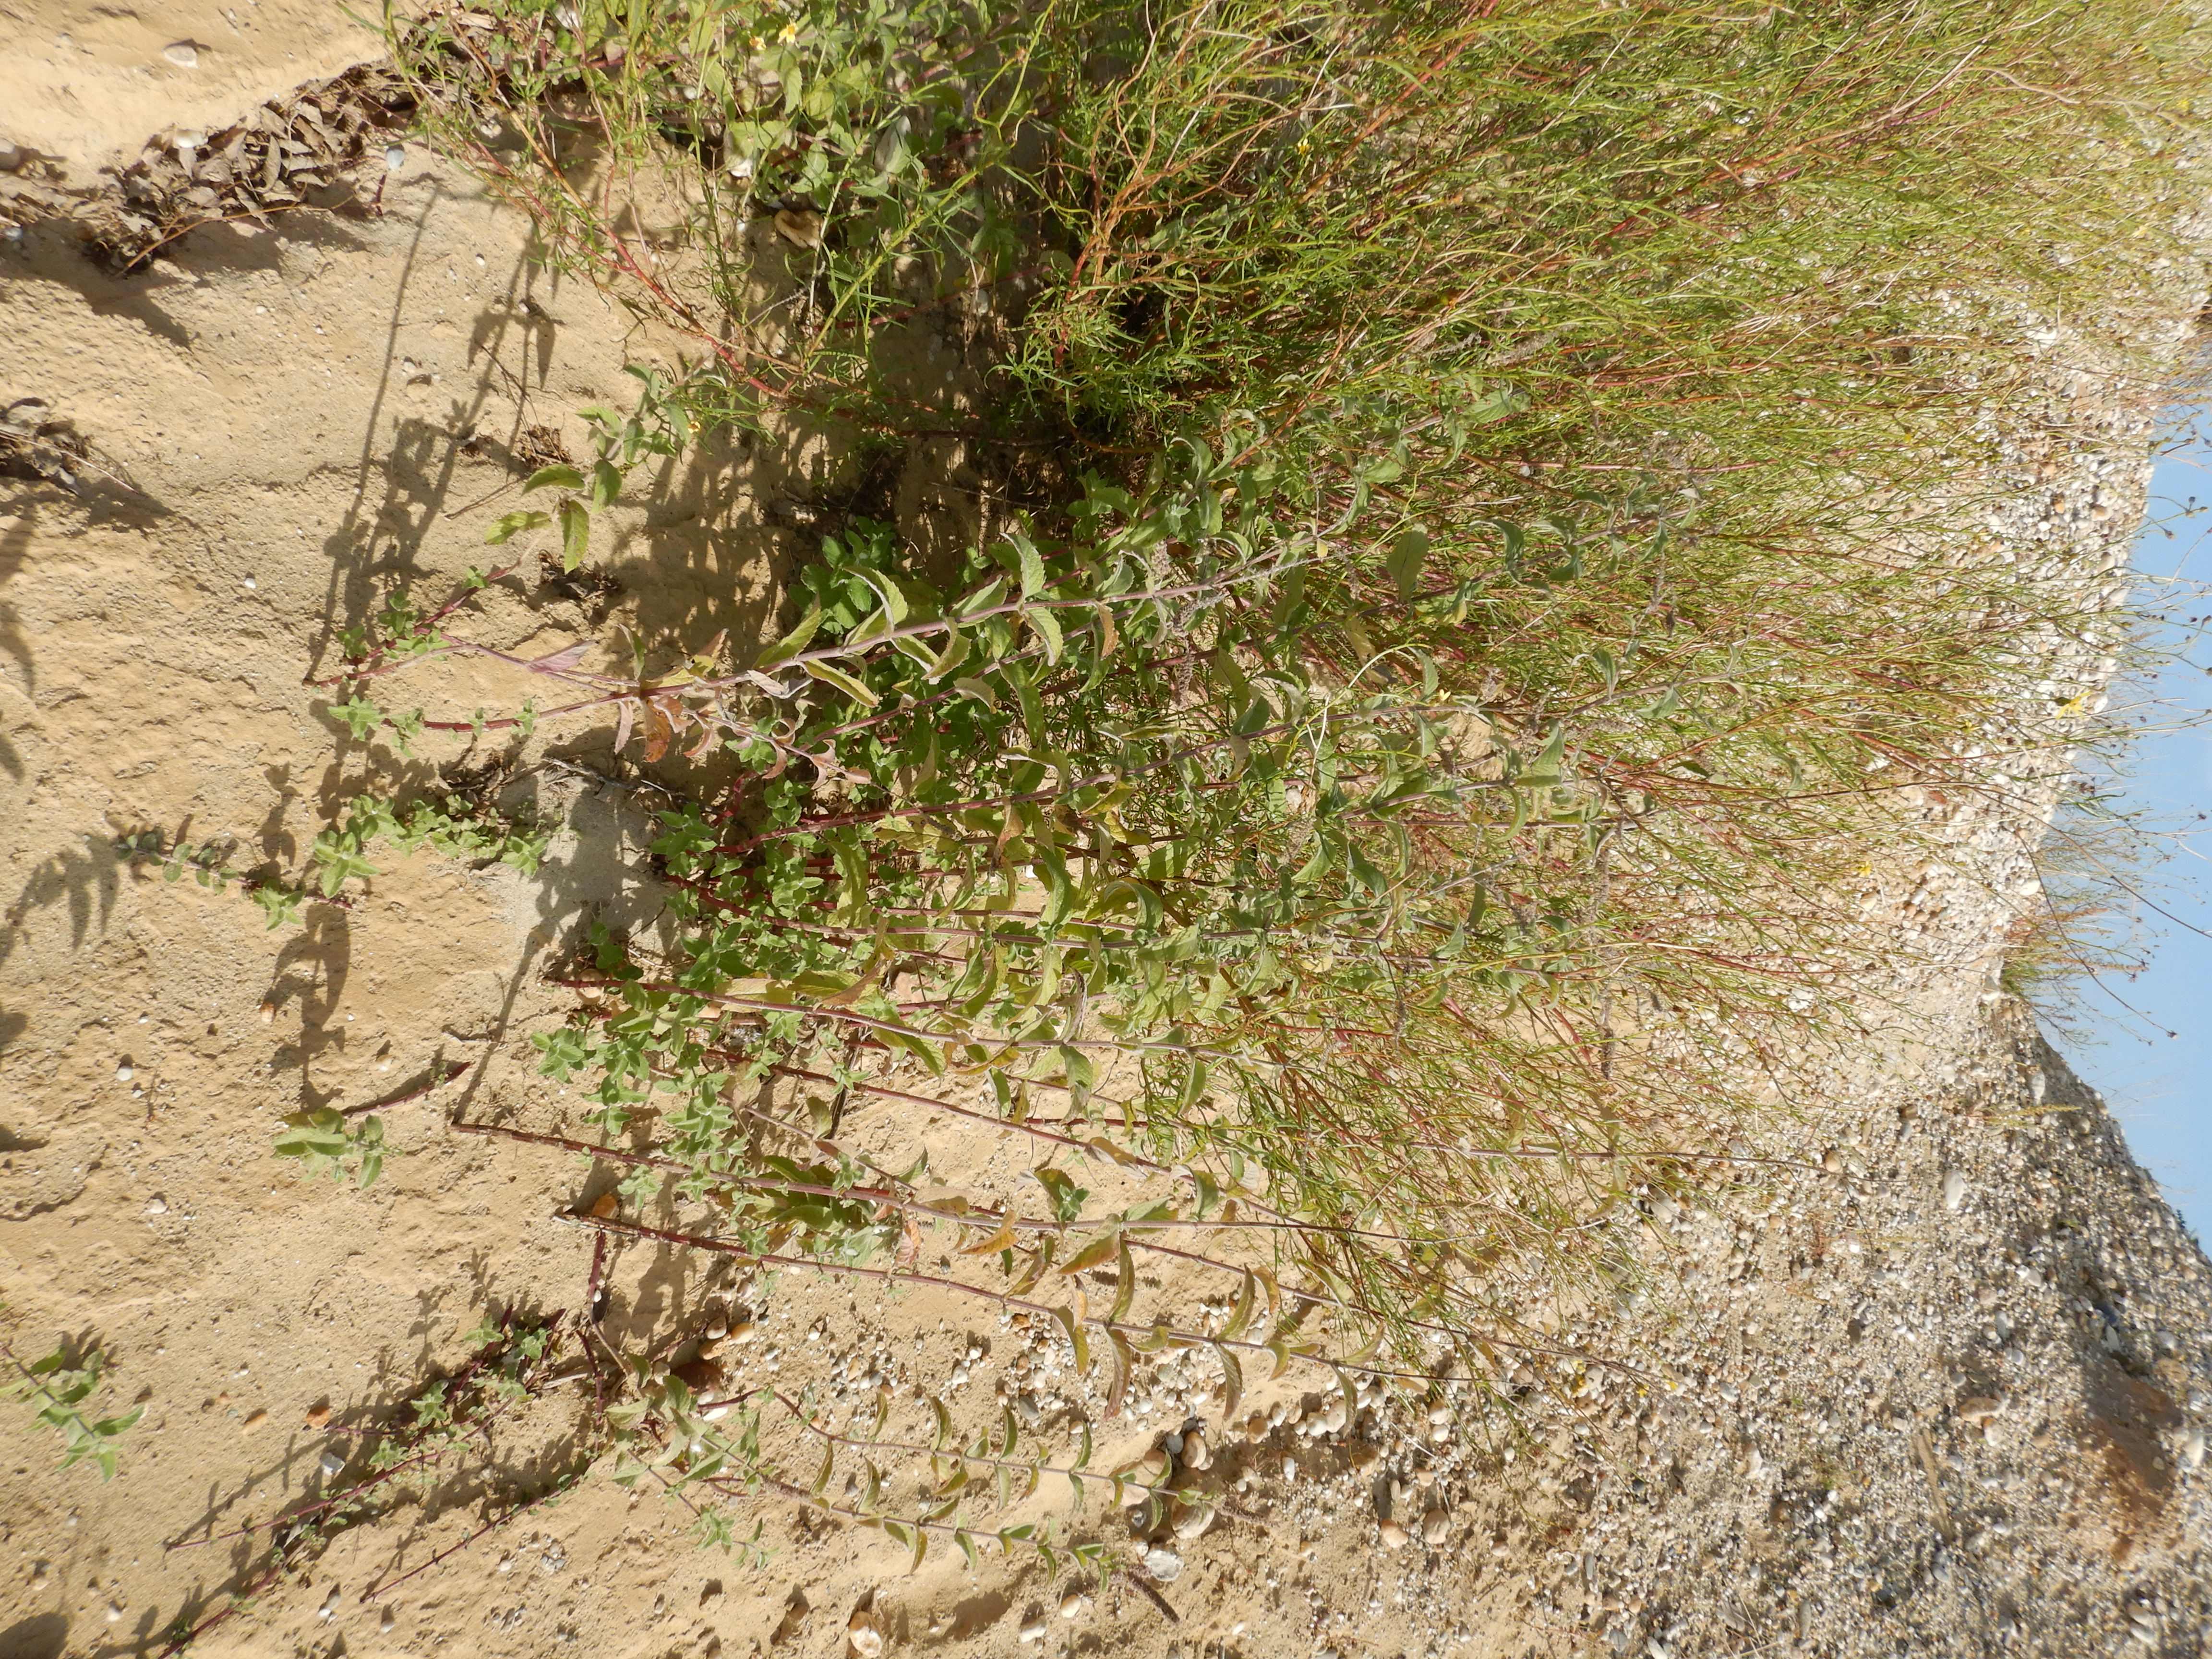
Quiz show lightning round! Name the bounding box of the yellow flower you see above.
[749,33,765,49]
[778,22,798,42]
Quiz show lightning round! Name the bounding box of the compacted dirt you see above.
[4,17,2212,1659]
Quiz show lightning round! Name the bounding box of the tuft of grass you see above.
[340,0,2212,1569]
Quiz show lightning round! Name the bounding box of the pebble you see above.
[847,1608,884,1659]
[385,144,407,171]
[0,141,21,172]
[1378,1518,1411,1550]
[144,1197,167,1215]
[1942,1170,1968,1212]
[162,40,198,68]
[306,1402,331,1428]
[1143,1545,1183,1583]
[258,999,277,1024]
[106,1604,124,1624]
[774,208,824,250]
[1181,1429,1211,1470]
[241,1409,267,1431]
[319,1449,346,1476]
[115,1063,134,1082]
[2181,1428,2205,1469]
[1017,1619,1048,1643]
[1059,1592,1084,1619]
[1421,1508,1451,1545]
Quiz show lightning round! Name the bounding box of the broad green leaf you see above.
[484,508,551,545]
[556,499,590,571]
[925,628,970,683]
[1027,606,1064,664]
[589,458,623,509]
[1386,527,1431,602]
[523,464,586,494]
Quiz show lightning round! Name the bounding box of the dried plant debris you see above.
[80,64,420,271]
[0,397,156,510]
[0,399,92,488]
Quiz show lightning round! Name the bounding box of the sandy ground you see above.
[0,1,382,188]
[5,18,2212,1659]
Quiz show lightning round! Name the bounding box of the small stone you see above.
[385,144,406,171]
[241,1409,268,1431]
[0,141,22,172]
[774,208,824,250]
[162,40,199,67]
[1142,1545,1183,1583]
[847,1607,884,1659]
[106,1604,124,1624]
[144,1197,168,1215]
[319,1449,346,1477]
[1427,1403,1453,1426]
[1059,1592,1084,1619]
[258,999,277,1024]
[2180,1428,2205,1469]
[1173,1502,1215,1541]
[1180,1429,1211,1471]
[306,1402,332,1428]
[589,1191,619,1219]
[1941,1170,1968,1212]
[1280,1454,1298,1482]
[115,1063,134,1082]
[1957,1396,2001,1426]
[1421,1509,1450,1545]
[1378,1519,1411,1550]
[1018,1619,1048,1644]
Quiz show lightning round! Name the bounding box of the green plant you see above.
[273,1108,392,1188]
[116,785,553,938]
[4,1341,143,1479]
[372,0,2209,1573]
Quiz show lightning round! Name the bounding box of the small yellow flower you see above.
[778,22,798,41]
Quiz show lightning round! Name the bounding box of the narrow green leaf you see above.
[803,659,880,707]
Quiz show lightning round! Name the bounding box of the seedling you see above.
[4,1342,142,1480]
[273,1109,390,1189]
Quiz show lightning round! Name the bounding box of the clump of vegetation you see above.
[303,0,2212,1580]
[118,783,552,933]
[4,1340,143,1480]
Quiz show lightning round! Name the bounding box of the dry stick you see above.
[451,1111,1496,1252]
[735,1388,1110,1484]
[557,1211,1635,1381]
[339,1057,477,1119]
[357,1472,581,1604]
[302,564,517,688]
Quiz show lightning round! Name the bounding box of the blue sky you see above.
[2058,423,2212,1245]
